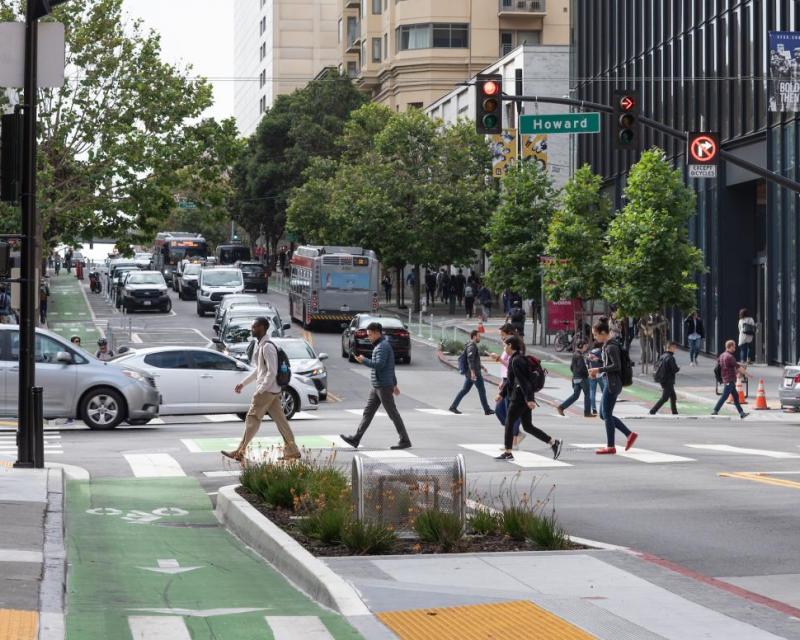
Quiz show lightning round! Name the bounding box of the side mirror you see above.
[56,351,73,364]
[212,324,220,333]
[318,353,329,361]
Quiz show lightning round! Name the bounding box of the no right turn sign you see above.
[688,132,720,179]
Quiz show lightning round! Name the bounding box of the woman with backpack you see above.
[464,282,475,318]
[737,308,756,364]
[588,317,638,455]
[491,324,523,448]
[496,335,562,462]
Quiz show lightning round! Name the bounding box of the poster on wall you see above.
[489,129,517,177]
[521,134,548,171]
[769,31,800,112]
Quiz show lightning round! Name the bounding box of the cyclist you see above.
[95,338,115,361]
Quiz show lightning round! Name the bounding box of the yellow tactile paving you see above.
[719,471,800,490]
[0,609,38,640]
[377,600,597,640]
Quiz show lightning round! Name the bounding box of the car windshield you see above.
[203,270,242,286]
[277,341,316,359]
[224,324,253,343]
[241,265,264,274]
[184,265,202,275]
[127,273,164,285]
[359,317,403,329]
[135,253,151,260]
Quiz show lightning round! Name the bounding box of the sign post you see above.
[687,132,720,179]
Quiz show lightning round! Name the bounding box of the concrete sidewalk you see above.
[0,464,65,640]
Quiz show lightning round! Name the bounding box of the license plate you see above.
[340,305,349,312]
[143,300,152,306]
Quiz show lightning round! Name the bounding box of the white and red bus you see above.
[288,246,379,329]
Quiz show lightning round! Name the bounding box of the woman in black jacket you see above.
[589,318,638,455]
[496,336,562,461]
[556,340,592,417]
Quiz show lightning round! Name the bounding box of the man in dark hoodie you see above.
[649,341,680,415]
[557,340,592,417]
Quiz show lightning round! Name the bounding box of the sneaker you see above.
[595,447,616,455]
[740,412,749,419]
[495,451,514,460]
[584,412,594,418]
[551,439,563,460]
[648,410,656,415]
[592,410,598,416]
[484,409,495,416]
[390,441,412,450]
[625,432,639,451]
[710,412,718,416]
[449,407,462,415]
[556,406,565,417]
[340,434,360,448]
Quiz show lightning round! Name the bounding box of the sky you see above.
[122,0,235,122]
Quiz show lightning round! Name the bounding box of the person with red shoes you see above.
[588,317,638,455]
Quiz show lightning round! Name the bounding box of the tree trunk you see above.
[412,264,421,313]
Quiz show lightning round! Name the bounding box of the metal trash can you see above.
[352,455,466,535]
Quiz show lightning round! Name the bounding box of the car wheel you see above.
[281,388,299,420]
[341,343,348,358]
[162,299,172,313]
[80,387,125,430]
[178,287,184,301]
[126,418,152,426]
[237,412,248,421]
[196,304,205,317]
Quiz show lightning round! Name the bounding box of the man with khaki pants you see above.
[222,316,301,462]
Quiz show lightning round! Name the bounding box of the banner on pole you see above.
[489,129,517,177]
[768,31,800,112]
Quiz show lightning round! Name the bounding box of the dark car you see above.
[341,314,411,364]
[236,261,268,293]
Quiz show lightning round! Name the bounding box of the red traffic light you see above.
[619,95,636,112]
[482,81,500,97]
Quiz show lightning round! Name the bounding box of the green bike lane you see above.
[46,272,103,345]
[66,477,362,640]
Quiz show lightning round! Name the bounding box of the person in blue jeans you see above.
[589,318,638,455]
[587,344,605,417]
[557,340,592,417]
[712,340,749,418]
[492,324,523,447]
[449,330,494,415]
[684,311,705,366]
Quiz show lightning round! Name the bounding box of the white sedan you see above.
[112,347,318,420]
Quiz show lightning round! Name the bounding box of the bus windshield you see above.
[321,270,370,290]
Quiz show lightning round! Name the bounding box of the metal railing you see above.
[498,0,546,13]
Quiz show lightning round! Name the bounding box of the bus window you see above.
[321,270,370,290]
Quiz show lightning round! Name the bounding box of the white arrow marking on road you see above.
[130,607,269,618]
[122,510,161,524]
[138,559,202,575]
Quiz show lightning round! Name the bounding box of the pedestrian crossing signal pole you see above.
[15,0,69,469]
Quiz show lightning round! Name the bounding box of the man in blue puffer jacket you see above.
[341,322,412,450]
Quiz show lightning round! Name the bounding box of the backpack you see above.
[464,285,473,298]
[457,346,469,375]
[618,343,634,387]
[653,354,668,383]
[510,307,525,322]
[713,361,723,384]
[269,342,292,387]
[524,355,547,393]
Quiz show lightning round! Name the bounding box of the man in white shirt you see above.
[222,316,300,462]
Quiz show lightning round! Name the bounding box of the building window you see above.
[372,0,381,14]
[338,18,342,44]
[259,42,266,60]
[407,102,423,110]
[372,37,381,62]
[260,0,266,7]
[517,30,540,45]
[260,16,266,35]
[347,60,358,78]
[259,69,266,88]
[259,95,267,114]
[383,33,388,60]
[396,23,469,52]
[346,16,358,47]
[500,31,513,56]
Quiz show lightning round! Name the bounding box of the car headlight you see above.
[159,287,167,293]
[200,289,209,295]
[302,368,324,376]
[122,369,146,382]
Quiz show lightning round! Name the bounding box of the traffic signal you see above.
[475,74,503,135]
[32,0,69,19]
[1,113,22,204]
[613,90,640,150]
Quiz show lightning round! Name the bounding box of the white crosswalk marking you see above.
[124,453,186,478]
[0,432,64,454]
[460,444,571,468]
[416,408,466,416]
[128,615,191,640]
[266,616,334,640]
[358,450,418,458]
[686,444,800,459]
[204,414,241,423]
[345,409,387,417]
[203,470,241,478]
[570,444,695,463]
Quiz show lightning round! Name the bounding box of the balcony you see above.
[498,0,546,15]
[344,0,360,8]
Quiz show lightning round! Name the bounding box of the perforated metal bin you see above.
[352,455,466,534]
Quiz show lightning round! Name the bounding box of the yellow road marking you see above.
[0,609,38,640]
[325,391,342,403]
[377,600,597,640]
[719,471,800,490]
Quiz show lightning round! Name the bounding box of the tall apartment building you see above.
[337,0,570,112]
[234,0,340,137]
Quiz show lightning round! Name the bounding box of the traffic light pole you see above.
[503,93,800,196]
[15,5,40,469]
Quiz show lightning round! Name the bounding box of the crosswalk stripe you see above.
[203,470,241,478]
[124,453,186,478]
[128,615,191,640]
[460,444,571,468]
[265,616,334,640]
[570,444,695,463]
[204,414,241,423]
[686,444,800,459]
[345,409,387,417]
[180,439,203,453]
[148,418,166,425]
[416,408,465,416]
[358,450,418,458]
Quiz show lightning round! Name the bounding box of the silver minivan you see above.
[0,326,160,429]
[196,268,244,317]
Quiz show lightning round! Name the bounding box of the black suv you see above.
[236,261,268,293]
[341,314,411,364]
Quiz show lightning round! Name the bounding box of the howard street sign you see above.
[520,113,601,135]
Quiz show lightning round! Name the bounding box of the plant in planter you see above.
[340,519,397,555]
[414,509,464,552]
[468,508,501,536]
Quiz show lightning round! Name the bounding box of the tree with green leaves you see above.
[0,0,237,251]
[543,164,612,324]
[484,162,558,302]
[602,148,705,318]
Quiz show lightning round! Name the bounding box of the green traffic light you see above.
[619,129,635,145]
[483,114,498,129]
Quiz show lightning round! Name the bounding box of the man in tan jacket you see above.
[222,316,301,462]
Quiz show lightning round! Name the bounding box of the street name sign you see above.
[520,113,601,135]
[687,132,720,179]
[0,22,65,88]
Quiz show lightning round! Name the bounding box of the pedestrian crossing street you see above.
[128,614,337,640]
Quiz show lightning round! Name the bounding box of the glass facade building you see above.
[573,0,800,364]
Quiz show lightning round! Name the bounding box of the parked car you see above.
[177,263,203,300]
[341,314,411,364]
[236,261,269,292]
[273,338,329,400]
[214,294,259,326]
[0,325,159,429]
[216,305,290,339]
[112,346,318,419]
[779,361,800,409]
[121,271,171,314]
[196,268,244,317]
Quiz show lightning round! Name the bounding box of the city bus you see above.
[152,232,208,286]
[289,246,379,329]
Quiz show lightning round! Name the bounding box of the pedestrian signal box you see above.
[475,75,503,135]
[612,89,640,150]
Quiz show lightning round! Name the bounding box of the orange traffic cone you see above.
[754,379,769,410]
[728,377,747,404]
